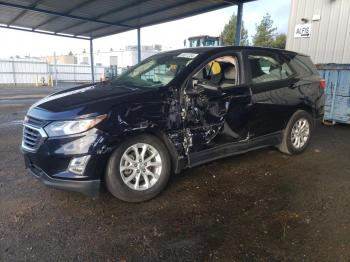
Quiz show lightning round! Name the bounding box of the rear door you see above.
[244,50,298,138]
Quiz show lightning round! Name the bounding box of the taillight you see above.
[320,79,326,89]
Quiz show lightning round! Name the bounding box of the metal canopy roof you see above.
[0,0,255,40]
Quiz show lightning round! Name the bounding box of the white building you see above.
[77,45,162,68]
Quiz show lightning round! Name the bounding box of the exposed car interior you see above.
[183,56,242,149]
[191,56,239,91]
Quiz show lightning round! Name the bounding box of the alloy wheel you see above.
[291,118,310,149]
[119,143,162,191]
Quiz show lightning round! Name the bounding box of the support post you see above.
[90,38,95,83]
[235,3,243,46]
[137,28,141,63]
[11,60,17,86]
[54,52,58,87]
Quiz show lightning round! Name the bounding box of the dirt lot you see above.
[0,87,349,261]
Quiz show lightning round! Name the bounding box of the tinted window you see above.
[117,52,196,88]
[291,55,318,76]
[248,55,293,84]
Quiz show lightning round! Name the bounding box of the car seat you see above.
[220,65,237,89]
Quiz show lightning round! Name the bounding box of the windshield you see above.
[116,52,197,88]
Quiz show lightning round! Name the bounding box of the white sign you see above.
[294,24,312,38]
[312,14,321,21]
[177,53,198,59]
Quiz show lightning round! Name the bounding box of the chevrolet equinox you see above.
[21,47,325,202]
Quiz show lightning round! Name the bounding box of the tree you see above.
[220,14,249,46]
[272,33,287,49]
[252,13,277,47]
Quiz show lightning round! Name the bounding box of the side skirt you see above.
[188,132,282,168]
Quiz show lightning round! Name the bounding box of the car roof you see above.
[160,46,300,57]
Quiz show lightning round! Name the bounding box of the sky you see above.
[0,0,291,58]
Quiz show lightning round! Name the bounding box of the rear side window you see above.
[248,55,293,84]
[289,55,318,76]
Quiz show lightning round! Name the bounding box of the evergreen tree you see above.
[272,33,287,49]
[252,13,277,47]
[220,14,249,46]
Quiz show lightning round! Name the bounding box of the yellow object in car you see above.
[209,61,221,75]
[169,64,178,72]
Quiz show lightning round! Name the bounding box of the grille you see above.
[22,126,42,151]
[22,116,47,152]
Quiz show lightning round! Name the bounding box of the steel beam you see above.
[54,0,150,36]
[0,1,132,29]
[33,0,98,30]
[7,0,44,25]
[0,24,90,40]
[73,25,112,37]
[117,0,200,24]
[137,28,141,63]
[235,2,243,45]
[93,1,232,39]
[90,39,95,83]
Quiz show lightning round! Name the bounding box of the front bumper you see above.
[21,127,115,197]
[26,163,100,197]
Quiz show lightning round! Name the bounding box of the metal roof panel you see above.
[0,0,256,39]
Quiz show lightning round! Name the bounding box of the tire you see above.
[105,134,171,202]
[278,110,314,155]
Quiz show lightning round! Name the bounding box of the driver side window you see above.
[192,56,239,90]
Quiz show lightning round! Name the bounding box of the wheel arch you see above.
[282,105,315,131]
[109,128,185,175]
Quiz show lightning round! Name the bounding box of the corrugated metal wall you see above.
[287,0,350,64]
[0,60,104,84]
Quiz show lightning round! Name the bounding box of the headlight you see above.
[44,114,107,137]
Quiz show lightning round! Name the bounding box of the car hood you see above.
[28,82,156,120]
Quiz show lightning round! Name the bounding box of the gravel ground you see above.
[0,87,349,261]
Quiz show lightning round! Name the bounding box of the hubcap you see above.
[291,118,310,149]
[120,143,162,191]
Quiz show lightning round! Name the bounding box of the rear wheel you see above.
[105,134,171,202]
[278,110,313,155]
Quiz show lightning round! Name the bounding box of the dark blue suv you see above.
[21,47,325,202]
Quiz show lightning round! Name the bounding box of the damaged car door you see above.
[181,55,253,164]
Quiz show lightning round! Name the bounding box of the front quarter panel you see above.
[102,86,184,152]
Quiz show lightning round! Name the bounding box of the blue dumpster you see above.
[318,64,350,124]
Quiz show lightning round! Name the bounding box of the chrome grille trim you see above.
[26,116,48,127]
[21,124,47,152]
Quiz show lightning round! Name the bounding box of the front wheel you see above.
[278,110,314,155]
[105,134,171,202]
